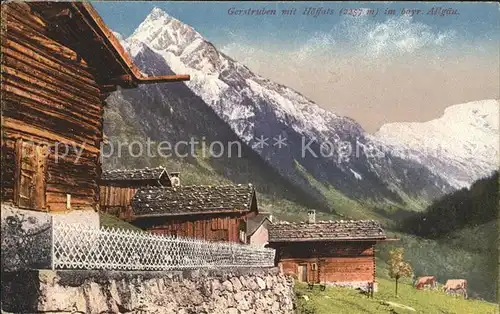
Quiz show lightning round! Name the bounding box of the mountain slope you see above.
[102,52,334,221]
[402,171,498,238]
[391,172,499,301]
[107,8,453,216]
[375,99,499,188]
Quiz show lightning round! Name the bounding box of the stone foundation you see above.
[1,204,100,272]
[1,204,52,271]
[324,281,378,292]
[1,268,295,314]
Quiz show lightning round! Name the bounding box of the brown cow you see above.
[415,276,436,290]
[443,279,468,299]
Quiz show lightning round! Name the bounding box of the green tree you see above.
[388,248,413,296]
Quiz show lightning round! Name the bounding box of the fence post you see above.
[50,215,55,271]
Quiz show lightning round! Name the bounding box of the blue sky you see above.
[92,2,500,132]
[93,2,499,46]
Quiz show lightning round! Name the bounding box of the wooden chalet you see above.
[267,211,387,289]
[99,166,179,218]
[240,213,273,247]
[128,184,258,242]
[1,2,189,212]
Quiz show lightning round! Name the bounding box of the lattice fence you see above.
[52,222,276,270]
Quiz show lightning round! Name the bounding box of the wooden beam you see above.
[105,74,137,88]
[42,8,73,21]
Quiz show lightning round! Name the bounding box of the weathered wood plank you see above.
[2,87,102,138]
[3,132,100,164]
[3,3,48,32]
[3,117,100,153]
[46,192,94,205]
[3,53,102,106]
[34,145,48,209]
[2,9,90,67]
[46,183,95,197]
[47,202,94,212]
[2,93,101,142]
[46,171,97,187]
[2,72,102,127]
[2,45,100,98]
[12,140,23,205]
[2,38,97,86]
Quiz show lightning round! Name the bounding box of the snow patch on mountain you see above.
[375,99,499,188]
[350,169,363,180]
[125,8,346,142]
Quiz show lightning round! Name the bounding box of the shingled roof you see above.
[247,213,272,236]
[268,220,386,242]
[131,184,257,217]
[101,167,169,182]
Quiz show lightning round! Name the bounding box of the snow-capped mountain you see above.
[375,99,499,188]
[106,7,455,212]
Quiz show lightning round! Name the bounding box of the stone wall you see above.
[1,204,100,272]
[326,281,378,292]
[1,268,295,314]
[1,204,52,271]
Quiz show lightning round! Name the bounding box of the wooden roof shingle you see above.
[268,220,386,242]
[131,184,256,217]
[101,166,169,182]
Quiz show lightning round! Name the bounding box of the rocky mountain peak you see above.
[129,7,203,54]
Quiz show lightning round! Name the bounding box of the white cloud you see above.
[221,17,456,64]
[291,32,336,62]
[359,17,456,57]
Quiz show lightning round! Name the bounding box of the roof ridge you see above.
[268,219,387,242]
[137,183,254,189]
[103,166,167,172]
[272,220,382,226]
[131,182,256,217]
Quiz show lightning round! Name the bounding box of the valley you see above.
[101,7,499,303]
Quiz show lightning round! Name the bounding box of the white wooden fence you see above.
[51,222,276,271]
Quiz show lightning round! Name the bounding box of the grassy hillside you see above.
[376,225,497,302]
[99,212,143,232]
[396,172,498,301]
[295,278,498,314]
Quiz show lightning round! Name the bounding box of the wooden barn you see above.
[128,184,258,242]
[267,211,387,290]
[0,2,189,212]
[99,166,179,218]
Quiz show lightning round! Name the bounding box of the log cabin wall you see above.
[1,3,104,211]
[137,214,247,243]
[274,241,376,284]
[99,185,137,218]
[98,168,174,217]
[99,179,161,218]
